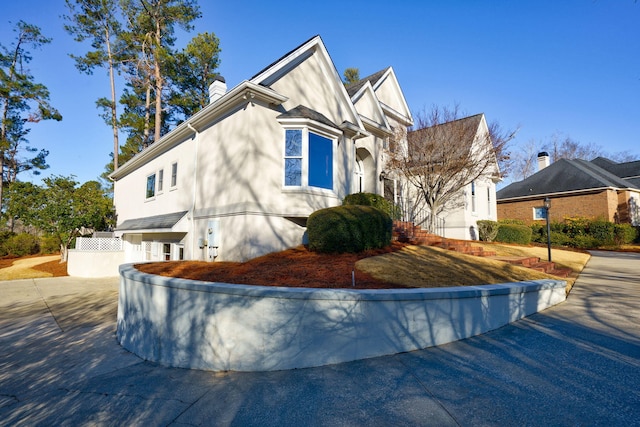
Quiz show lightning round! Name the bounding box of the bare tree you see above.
[543,133,604,162]
[387,105,514,232]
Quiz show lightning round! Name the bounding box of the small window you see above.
[146,174,156,199]
[163,243,171,261]
[533,207,548,220]
[487,187,491,215]
[171,162,178,187]
[471,181,476,213]
[158,169,164,192]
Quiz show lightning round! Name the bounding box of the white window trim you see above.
[145,172,156,200]
[170,162,178,190]
[280,121,340,193]
[157,169,164,194]
[533,206,547,221]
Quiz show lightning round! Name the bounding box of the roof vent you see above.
[537,151,550,171]
[208,75,227,104]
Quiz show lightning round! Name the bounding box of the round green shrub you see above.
[307,205,392,253]
[343,192,398,219]
[495,224,532,245]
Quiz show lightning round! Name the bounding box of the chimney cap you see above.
[537,151,549,158]
[213,75,225,83]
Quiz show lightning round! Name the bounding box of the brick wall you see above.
[497,190,619,225]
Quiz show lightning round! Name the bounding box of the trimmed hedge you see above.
[477,220,499,242]
[1,233,40,257]
[343,192,398,219]
[495,224,532,245]
[529,217,638,248]
[307,205,392,253]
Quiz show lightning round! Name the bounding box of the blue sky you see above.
[1,0,639,186]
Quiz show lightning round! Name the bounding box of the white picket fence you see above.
[75,237,123,252]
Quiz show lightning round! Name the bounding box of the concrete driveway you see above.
[1,251,639,426]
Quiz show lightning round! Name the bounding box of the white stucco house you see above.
[108,35,413,263]
[68,35,501,276]
[403,113,501,240]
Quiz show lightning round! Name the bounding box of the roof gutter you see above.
[109,81,288,181]
[497,186,640,203]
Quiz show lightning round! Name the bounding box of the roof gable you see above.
[250,35,364,131]
[365,67,413,126]
[350,81,391,133]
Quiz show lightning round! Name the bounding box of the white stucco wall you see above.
[117,264,567,372]
[67,250,124,278]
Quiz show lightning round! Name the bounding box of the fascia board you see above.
[381,102,413,126]
[360,116,394,137]
[110,82,287,180]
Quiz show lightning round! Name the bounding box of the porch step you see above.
[392,221,570,278]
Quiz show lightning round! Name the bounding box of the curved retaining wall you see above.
[117,264,567,372]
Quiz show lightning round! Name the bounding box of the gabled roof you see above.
[250,35,365,132]
[346,68,388,97]
[497,158,639,201]
[348,80,392,136]
[346,67,413,126]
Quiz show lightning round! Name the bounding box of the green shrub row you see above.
[0,232,59,257]
[494,223,532,245]
[530,218,638,249]
[307,205,392,253]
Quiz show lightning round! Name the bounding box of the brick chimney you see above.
[537,152,550,171]
[208,75,227,103]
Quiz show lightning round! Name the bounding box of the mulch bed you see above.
[136,242,411,289]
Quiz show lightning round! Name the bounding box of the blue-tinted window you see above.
[308,132,333,189]
[534,207,547,220]
[146,174,156,199]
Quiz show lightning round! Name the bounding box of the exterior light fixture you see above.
[379,170,387,182]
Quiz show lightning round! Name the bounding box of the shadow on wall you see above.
[117,265,567,372]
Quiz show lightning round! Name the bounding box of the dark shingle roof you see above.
[345,67,390,97]
[497,158,638,200]
[117,211,188,231]
[277,105,339,129]
[591,157,640,179]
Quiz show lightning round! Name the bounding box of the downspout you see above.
[187,123,199,260]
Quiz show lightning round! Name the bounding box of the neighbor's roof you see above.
[590,157,640,179]
[117,211,188,232]
[497,158,638,200]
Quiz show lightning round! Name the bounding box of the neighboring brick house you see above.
[496,153,640,225]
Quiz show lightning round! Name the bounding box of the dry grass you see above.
[356,245,559,288]
[0,255,67,281]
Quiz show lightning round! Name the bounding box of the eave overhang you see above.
[110,81,288,180]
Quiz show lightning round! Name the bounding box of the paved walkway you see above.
[1,251,639,426]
